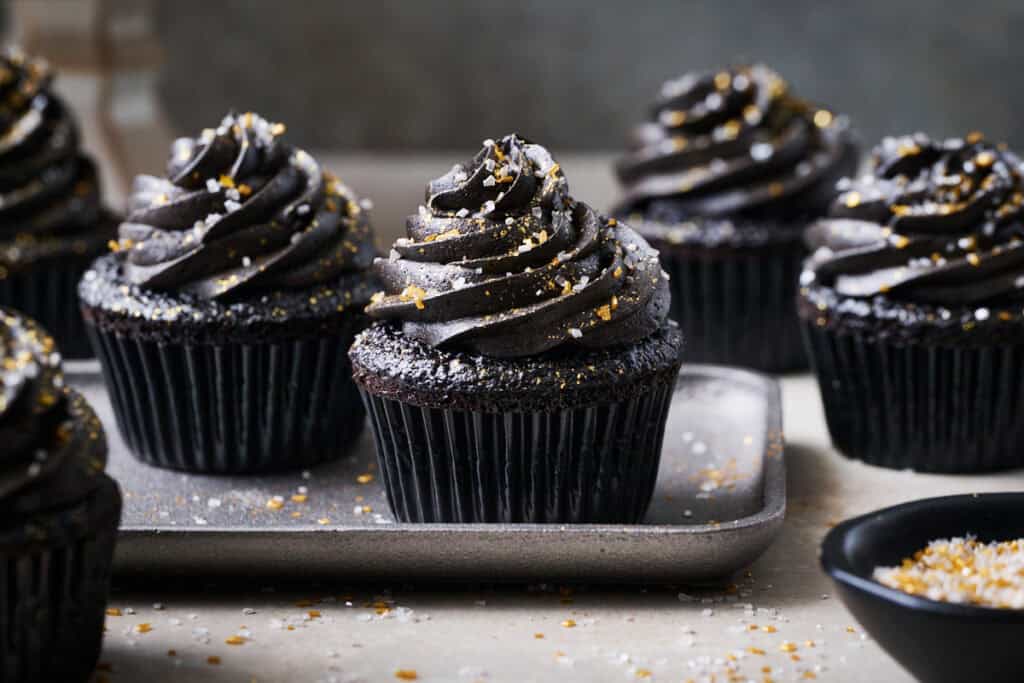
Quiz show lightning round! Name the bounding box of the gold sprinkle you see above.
[534,633,545,639]
[561,619,577,628]
[966,131,984,144]
[106,608,122,617]
[266,497,285,510]
[975,151,996,168]
[270,122,287,136]
[225,635,246,645]
[218,174,235,188]
[399,285,428,310]
[892,235,911,249]
[394,670,418,680]
[291,494,308,503]
[662,110,687,127]
[780,642,798,653]
[714,71,732,90]
[207,656,221,666]
[844,192,862,208]
[967,253,982,266]
[136,623,153,634]
[813,110,833,128]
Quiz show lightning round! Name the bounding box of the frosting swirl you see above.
[805,133,1024,306]
[0,48,110,250]
[118,111,375,301]
[0,309,106,517]
[615,65,856,222]
[366,134,671,358]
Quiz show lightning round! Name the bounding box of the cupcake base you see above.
[0,248,106,359]
[86,318,367,474]
[80,253,375,474]
[0,475,121,682]
[351,322,684,523]
[800,288,1024,473]
[643,227,807,373]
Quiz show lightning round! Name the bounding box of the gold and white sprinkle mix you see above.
[874,536,1024,609]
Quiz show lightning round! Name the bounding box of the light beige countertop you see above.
[93,375,1024,683]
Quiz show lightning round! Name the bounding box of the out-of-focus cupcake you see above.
[0,47,117,359]
[800,132,1024,472]
[79,111,377,473]
[0,308,121,681]
[351,134,683,524]
[615,65,857,371]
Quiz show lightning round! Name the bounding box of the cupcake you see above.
[0,48,117,359]
[615,65,857,372]
[79,112,377,473]
[350,134,683,523]
[0,308,121,680]
[800,132,1024,472]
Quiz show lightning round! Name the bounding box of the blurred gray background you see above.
[5,0,1023,240]
[149,0,1023,152]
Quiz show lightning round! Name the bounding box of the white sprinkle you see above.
[207,498,222,509]
[568,328,583,339]
[296,204,310,215]
[206,179,220,193]
[750,143,774,161]
[975,307,991,321]
[241,257,252,268]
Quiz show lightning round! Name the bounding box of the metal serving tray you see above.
[67,363,785,583]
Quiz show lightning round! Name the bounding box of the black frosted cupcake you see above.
[350,134,683,523]
[80,112,377,473]
[800,132,1024,472]
[615,65,857,372]
[0,48,117,359]
[0,308,121,681]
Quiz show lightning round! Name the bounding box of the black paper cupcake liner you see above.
[659,243,806,372]
[86,321,366,473]
[0,475,121,683]
[802,321,1024,472]
[0,255,98,359]
[360,379,676,523]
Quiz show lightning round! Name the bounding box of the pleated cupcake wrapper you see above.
[660,245,807,372]
[802,321,1024,472]
[360,380,676,524]
[0,257,97,359]
[0,475,120,683]
[86,320,366,473]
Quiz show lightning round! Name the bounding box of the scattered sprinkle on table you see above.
[560,619,576,628]
[874,535,1024,608]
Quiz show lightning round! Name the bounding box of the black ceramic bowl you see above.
[821,493,1024,683]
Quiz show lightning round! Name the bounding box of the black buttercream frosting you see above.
[616,64,856,223]
[118,111,374,301]
[0,47,111,251]
[365,134,671,358]
[0,308,106,518]
[805,133,1024,306]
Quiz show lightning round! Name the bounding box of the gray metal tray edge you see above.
[68,362,785,583]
